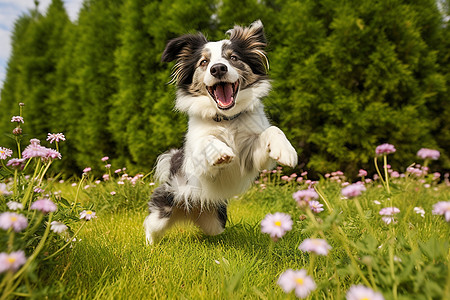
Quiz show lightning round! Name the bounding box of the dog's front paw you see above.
[205,140,235,167]
[265,127,298,168]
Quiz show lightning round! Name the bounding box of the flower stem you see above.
[384,155,391,195]
[374,157,386,188]
[43,220,87,261]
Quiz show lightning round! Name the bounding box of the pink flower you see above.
[0,147,13,160]
[22,140,47,159]
[0,183,12,196]
[11,116,24,123]
[281,175,290,181]
[0,212,28,232]
[346,284,385,300]
[47,133,65,143]
[103,174,110,181]
[308,200,324,213]
[298,238,332,256]
[358,169,368,177]
[0,251,27,273]
[375,143,396,156]
[379,207,400,216]
[293,189,319,204]
[417,148,440,160]
[83,167,92,173]
[105,164,111,169]
[341,183,366,198]
[432,201,450,222]
[6,158,26,169]
[114,169,122,174]
[80,210,96,220]
[110,191,116,195]
[261,212,293,241]
[101,156,109,161]
[30,198,57,213]
[277,269,316,298]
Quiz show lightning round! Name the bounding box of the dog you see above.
[144,20,298,244]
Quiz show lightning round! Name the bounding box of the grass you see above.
[35,171,450,300]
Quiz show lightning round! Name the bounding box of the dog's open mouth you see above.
[207,81,239,110]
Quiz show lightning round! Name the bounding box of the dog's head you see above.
[162,20,271,118]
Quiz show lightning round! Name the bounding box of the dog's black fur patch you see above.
[217,203,228,228]
[169,148,184,176]
[149,185,174,218]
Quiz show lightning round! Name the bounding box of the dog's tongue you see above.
[215,83,234,107]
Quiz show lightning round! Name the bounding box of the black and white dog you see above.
[144,21,297,244]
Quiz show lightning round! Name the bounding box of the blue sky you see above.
[0,0,83,91]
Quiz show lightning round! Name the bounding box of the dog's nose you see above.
[210,63,228,78]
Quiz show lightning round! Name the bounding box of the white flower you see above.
[7,201,24,210]
[277,269,316,299]
[346,284,384,300]
[50,221,68,233]
[298,238,332,256]
[80,210,96,221]
[413,207,425,218]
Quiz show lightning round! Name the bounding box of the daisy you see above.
[80,210,96,221]
[0,212,28,232]
[0,251,27,273]
[341,183,366,198]
[308,200,324,213]
[261,212,293,241]
[47,133,66,143]
[0,147,13,160]
[277,269,316,299]
[298,238,332,256]
[30,198,57,214]
[7,201,23,210]
[346,284,384,300]
[50,221,68,233]
[432,201,450,222]
[375,143,396,156]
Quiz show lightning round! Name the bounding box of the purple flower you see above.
[0,251,27,273]
[298,238,332,256]
[308,200,324,213]
[375,143,396,156]
[346,284,385,300]
[417,148,440,160]
[341,183,366,198]
[0,147,13,160]
[11,116,24,123]
[0,212,28,232]
[44,148,62,160]
[22,141,47,159]
[277,269,316,299]
[30,198,57,214]
[261,212,293,241]
[432,201,450,222]
[80,210,96,220]
[6,158,26,170]
[293,189,319,205]
[47,133,66,143]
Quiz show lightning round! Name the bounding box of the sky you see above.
[0,0,84,90]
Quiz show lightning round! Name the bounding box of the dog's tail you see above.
[154,149,179,183]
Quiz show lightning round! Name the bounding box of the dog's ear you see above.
[161,33,208,63]
[226,20,268,75]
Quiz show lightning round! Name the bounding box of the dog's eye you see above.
[200,59,209,66]
[230,55,238,61]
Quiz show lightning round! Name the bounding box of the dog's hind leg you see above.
[193,203,228,236]
[144,185,175,245]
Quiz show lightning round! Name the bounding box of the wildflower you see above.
[13,127,23,135]
[308,200,324,213]
[101,156,109,161]
[30,198,57,214]
[44,148,62,160]
[34,187,44,193]
[379,207,400,224]
[71,183,77,187]
[118,181,125,185]
[277,269,316,299]
[0,212,28,232]
[261,212,293,241]
[114,169,121,174]
[105,164,111,169]
[358,169,368,177]
[341,183,366,198]
[432,201,450,222]
[149,182,155,186]
[103,174,110,181]
[50,221,68,233]
[47,133,66,144]
[83,167,92,174]
[346,284,385,300]
[80,210,96,221]
[110,191,116,195]
[417,148,440,160]
[281,175,290,181]
[0,147,13,160]
[22,140,47,159]
[11,116,24,123]
[293,189,319,205]
[375,143,396,156]
[0,183,12,196]
[7,201,23,210]
[0,251,27,273]
[298,238,332,256]
[6,158,26,170]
